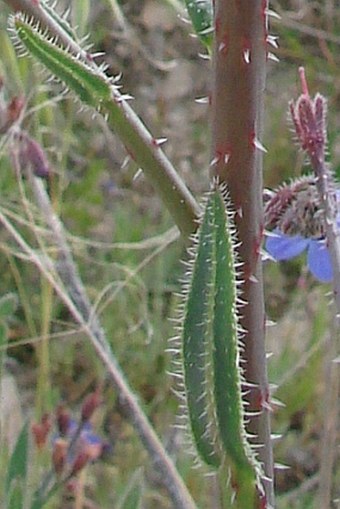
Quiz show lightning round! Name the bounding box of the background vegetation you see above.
[0,0,339,507]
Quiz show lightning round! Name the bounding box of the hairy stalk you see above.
[317,313,340,508]
[3,0,200,237]
[293,69,340,310]
[210,1,274,506]
[290,68,340,508]
[0,171,197,509]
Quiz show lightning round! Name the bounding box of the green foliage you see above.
[182,189,221,468]
[0,293,17,375]
[5,422,29,509]
[71,0,91,38]
[0,293,17,321]
[12,15,111,107]
[41,0,77,41]
[116,468,143,509]
[184,0,213,52]
[181,186,261,506]
[0,0,338,507]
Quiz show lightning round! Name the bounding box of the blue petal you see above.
[265,230,309,261]
[307,240,333,282]
[83,433,103,446]
[336,190,340,228]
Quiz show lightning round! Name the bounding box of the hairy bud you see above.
[56,404,71,436]
[52,438,68,475]
[31,413,52,449]
[264,176,331,239]
[81,387,101,423]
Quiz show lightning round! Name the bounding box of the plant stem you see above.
[310,147,340,509]
[25,175,198,509]
[210,1,274,505]
[317,312,340,508]
[295,68,340,508]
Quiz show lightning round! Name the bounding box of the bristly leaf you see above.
[8,12,200,238]
[180,185,262,506]
[211,188,261,507]
[185,0,213,52]
[182,190,221,467]
[212,189,251,467]
[10,14,111,107]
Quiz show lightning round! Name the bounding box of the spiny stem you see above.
[210,1,274,505]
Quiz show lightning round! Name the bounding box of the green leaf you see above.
[185,0,213,52]
[116,468,144,509]
[29,497,45,509]
[0,293,18,319]
[212,190,250,468]
[11,15,111,107]
[182,192,221,467]
[0,322,8,351]
[211,190,259,507]
[7,483,24,509]
[180,186,262,506]
[72,0,91,37]
[6,421,29,493]
[9,12,199,238]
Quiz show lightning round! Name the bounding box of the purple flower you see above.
[265,187,340,283]
[265,230,332,282]
[264,177,340,283]
[61,419,105,462]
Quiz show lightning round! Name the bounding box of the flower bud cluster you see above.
[289,67,327,165]
[264,176,326,240]
[0,78,50,178]
[31,388,107,501]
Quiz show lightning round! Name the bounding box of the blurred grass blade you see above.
[0,322,8,354]
[116,468,144,509]
[71,0,91,38]
[0,293,17,379]
[6,421,29,497]
[0,293,18,319]
[185,0,213,52]
[8,484,24,509]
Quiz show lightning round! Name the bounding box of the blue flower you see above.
[265,230,332,282]
[61,418,105,462]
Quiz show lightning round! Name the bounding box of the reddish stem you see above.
[211,1,274,506]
